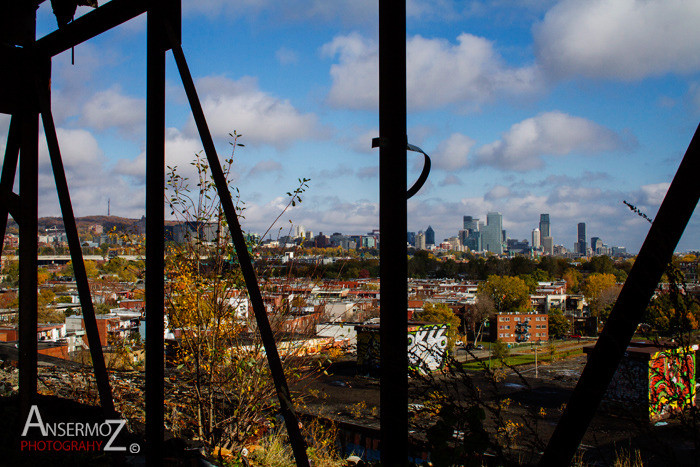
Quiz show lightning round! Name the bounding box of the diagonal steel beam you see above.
[168,33,310,466]
[0,116,22,248]
[35,0,147,58]
[540,122,700,466]
[36,75,115,416]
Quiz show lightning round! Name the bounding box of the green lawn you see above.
[462,348,583,371]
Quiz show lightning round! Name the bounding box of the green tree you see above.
[477,275,530,314]
[548,308,570,339]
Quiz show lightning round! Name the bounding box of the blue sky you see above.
[2,0,700,254]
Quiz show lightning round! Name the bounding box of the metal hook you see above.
[372,137,431,199]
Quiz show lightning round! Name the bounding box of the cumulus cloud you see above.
[113,128,210,184]
[534,0,700,80]
[190,76,322,148]
[81,87,145,137]
[322,32,542,111]
[432,133,475,171]
[475,111,632,171]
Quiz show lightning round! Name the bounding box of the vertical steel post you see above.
[18,109,39,418]
[378,0,408,464]
[145,1,166,461]
[36,79,115,415]
[17,2,38,420]
[540,123,700,465]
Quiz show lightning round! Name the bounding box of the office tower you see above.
[463,216,479,231]
[416,231,426,250]
[407,231,416,246]
[591,236,602,254]
[532,228,541,249]
[539,214,550,238]
[425,226,435,246]
[577,223,587,255]
[293,224,305,239]
[542,236,553,255]
[482,212,504,254]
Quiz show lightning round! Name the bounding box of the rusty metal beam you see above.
[540,122,700,466]
[378,0,409,464]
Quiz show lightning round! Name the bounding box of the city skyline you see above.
[1,1,699,255]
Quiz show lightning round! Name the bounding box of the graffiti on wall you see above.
[648,349,696,420]
[407,324,449,372]
[356,324,450,375]
[356,331,381,375]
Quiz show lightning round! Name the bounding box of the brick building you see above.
[490,312,549,344]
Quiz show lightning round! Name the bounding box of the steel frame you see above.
[2,1,697,465]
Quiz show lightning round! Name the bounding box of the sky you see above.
[2,0,700,254]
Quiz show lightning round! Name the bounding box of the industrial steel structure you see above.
[0,1,698,465]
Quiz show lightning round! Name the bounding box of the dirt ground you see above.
[298,353,699,466]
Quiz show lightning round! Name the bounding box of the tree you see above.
[582,273,619,319]
[548,308,570,339]
[414,302,461,349]
[477,275,530,314]
[164,139,314,453]
[562,268,582,293]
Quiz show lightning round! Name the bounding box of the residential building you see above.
[491,312,549,343]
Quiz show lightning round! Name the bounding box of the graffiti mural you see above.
[355,323,450,375]
[407,324,449,372]
[356,329,381,375]
[648,349,696,420]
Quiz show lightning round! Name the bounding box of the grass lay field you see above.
[462,347,584,371]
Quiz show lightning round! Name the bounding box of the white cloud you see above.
[475,111,631,171]
[432,133,475,171]
[323,32,542,111]
[81,87,145,137]
[357,166,378,180]
[191,76,321,148]
[534,0,700,80]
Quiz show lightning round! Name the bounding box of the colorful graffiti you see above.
[648,349,696,420]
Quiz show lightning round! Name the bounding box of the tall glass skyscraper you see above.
[425,226,435,246]
[483,212,503,254]
[539,214,550,238]
[577,222,587,255]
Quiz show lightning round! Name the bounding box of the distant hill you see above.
[6,215,180,234]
